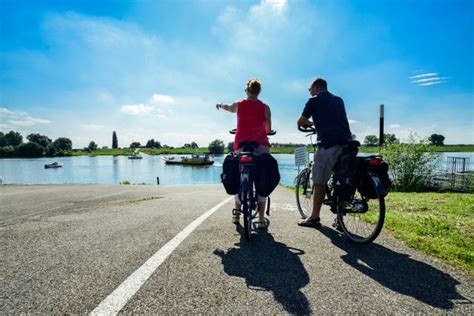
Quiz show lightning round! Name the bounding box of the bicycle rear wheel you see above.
[295,168,313,219]
[242,191,252,241]
[337,176,385,244]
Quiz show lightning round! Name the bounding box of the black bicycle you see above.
[230,129,276,241]
[295,125,390,244]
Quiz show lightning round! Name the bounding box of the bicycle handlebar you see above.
[298,125,316,134]
[229,129,276,136]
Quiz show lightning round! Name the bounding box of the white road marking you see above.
[90,196,234,315]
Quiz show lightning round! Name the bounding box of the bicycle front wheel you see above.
[337,176,385,244]
[295,168,313,219]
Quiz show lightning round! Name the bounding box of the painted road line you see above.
[90,196,234,315]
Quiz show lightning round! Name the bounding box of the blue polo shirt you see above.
[301,90,352,149]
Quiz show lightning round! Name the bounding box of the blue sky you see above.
[1,0,473,147]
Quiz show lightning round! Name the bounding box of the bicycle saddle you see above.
[238,141,259,152]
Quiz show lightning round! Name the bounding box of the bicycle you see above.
[230,129,276,241]
[295,125,389,244]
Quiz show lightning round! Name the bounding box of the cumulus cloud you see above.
[120,104,155,115]
[390,124,401,129]
[348,119,358,124]
[150,94,175,105]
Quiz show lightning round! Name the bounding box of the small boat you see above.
[44,162,63,169]
[128,149,143,160]
[165,154,214,166]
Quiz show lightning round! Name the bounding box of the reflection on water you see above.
[0,152,473,185]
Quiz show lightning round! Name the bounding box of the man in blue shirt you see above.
[296,78,352,228]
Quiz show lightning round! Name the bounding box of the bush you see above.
[208,139,225,154]
[0,145,15,157]
[15,142,44,157]
[380,135,439,192]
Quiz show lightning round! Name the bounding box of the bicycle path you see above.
[1,185,472,314]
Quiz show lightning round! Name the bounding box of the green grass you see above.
[359,192,473,275]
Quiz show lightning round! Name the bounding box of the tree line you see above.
[363,133,445,146]
[0,131,73,157]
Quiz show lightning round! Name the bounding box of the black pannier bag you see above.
[221,153,240,195]
[357,157,392,199]
[332,146,358,202]
[255,153,280,197]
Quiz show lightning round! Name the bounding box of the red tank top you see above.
[234,99,271,151]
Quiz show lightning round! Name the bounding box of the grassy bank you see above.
[362,192,473,275]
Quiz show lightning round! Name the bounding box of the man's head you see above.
[308,78,327,96]
[245,78,261,97]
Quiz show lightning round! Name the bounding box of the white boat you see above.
[44,162,63,169]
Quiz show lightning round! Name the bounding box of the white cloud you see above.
[409,73,438,79]
[0,108,15,116]
[409,72,448,86]
[150,94,175,105]
[83,124,104,130]
[348,119,358,124]
[120,104,154,115]
[390,124,401,129]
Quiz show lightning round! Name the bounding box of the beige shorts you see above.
[312,145,343,185]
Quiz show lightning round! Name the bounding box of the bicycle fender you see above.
[368,172,386,197]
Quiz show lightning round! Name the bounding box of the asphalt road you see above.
[1,184,472,314]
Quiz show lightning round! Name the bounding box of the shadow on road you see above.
[214,227,311,314]
[318,225,471,310]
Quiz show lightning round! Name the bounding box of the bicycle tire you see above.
[295,168,312,219]
[242,190,252,241]
[337,175,385,244]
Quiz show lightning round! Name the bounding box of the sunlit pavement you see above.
[1,185,472,314]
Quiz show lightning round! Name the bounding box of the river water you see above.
[0,152,473,186]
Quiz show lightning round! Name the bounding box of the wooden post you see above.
[379,104,384,146]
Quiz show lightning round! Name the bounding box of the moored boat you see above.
[164,154,214,166]
[44,162,63,169]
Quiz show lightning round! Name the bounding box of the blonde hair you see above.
[246,78,261,95]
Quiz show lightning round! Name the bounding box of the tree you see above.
[112,131,118,149]
[16,142,44,157]
[183,143,191,148]
[364,135,379,146]
[227,142,234,153]
[53,137,73,151]
[27,133,52,148]
[191,142,199,149]
[429,134,445,146]
[351,134,357,140]
[5,131,23,146]
[130,142,141,148]
[146,139,161,148]
[88,141,98,151]
[0,132,7,147]
[384,133,399,145]
[208,139,225,154]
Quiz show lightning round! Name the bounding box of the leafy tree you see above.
[146,139,161,148]
[183,143,191,148]
[227,142,234,153]
[0,132,7,147]
[5,131,23,146]
[16,142,44,157]
[208,139,225,154]
[130,142,141,148]
[0,145,15,157]
[112,131,118,149]
[429,134,445,146]
[27,133,52,148]
[384,133,399,145]
[364,135,379,146]
[88,141,98,151]
[53,137,73,151]
[191,142,199,149]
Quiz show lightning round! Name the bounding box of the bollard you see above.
[156,176,160,185]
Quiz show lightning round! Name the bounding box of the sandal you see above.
[232,209,241,224]
[255,221,269,230]
[298,217,321,228]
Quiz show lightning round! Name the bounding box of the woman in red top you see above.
[216,78,272,229]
